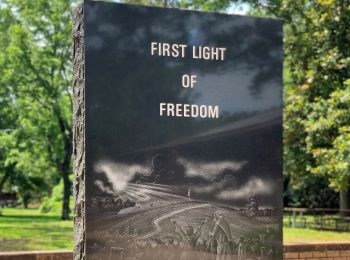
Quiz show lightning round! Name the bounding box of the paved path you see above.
[141,203,211,239]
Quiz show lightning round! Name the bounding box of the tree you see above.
[304,84,350,210]
[0,0,74,219]
[279,0,350,210]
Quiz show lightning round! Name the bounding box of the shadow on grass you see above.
[0,239,31,251]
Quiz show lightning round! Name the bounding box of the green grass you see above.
[283,213,350,243]
[0,208,350,251]
[0,208,73,251]
[284,226,350,244]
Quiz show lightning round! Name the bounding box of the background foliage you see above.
[0,0,349,221]
[0,0,74,219]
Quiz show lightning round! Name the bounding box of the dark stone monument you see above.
[73,1,283,259]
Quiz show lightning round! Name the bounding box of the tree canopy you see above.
[0,0,74,219]
[280,0,350,195]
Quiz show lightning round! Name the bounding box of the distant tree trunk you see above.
[340,191,350,216]
[0,171,10,193]
[62,171,71,220]
[23,192,31,209]
[56,110,72,221]
[0,164,15,193]
[60,144,72,220]
[60,133,72,220]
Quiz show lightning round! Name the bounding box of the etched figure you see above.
[250,237,261,260]
[208,210,233,260]
[238,236,247,260]
[170,218,208,249]
[170,218,207,260]
[258,234,266,258]
[247,196,259,221]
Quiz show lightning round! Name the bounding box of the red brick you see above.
[300,252,314,258]
[284,252,299,259]
[313,251,327,258]
[328,251,340,257]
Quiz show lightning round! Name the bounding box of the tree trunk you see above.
[60,125,72,221]
[61,172,71,220]
[54,100,72,221]
[340,191,350,216]
[0,171,10,193]
[56,111,72,221]
[23,193,30,209]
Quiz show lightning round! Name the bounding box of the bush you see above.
[40,179,73,215]
[284,175,339,208]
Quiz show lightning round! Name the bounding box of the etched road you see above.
[141,203,211,239]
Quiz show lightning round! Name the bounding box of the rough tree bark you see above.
[73,3,86,260]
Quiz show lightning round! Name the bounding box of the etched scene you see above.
[86,139,283,260]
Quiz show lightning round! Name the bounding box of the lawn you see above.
[0,208,350,251]
[283,214,350,244]
[284,226,350,244]
[0,208,73,251]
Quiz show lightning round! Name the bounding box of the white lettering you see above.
[167,103,174,116]
[182,75,197,88]
[160,103,166,116]
[159,103,219,119]
[192,45,227,61]
[176,103,182,117]
[191,105,199,117]
[150,42,187,58]
[151,42,158,56]
[200,105,207,118]
[183,104,190,117]
[208,106,219,118]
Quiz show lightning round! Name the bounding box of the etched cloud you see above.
[217,176,274,200]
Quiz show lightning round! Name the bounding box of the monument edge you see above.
[73,2,86,260]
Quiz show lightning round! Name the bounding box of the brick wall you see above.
[284,243,350,259]
[0,250,72,260]
[0,244,350,260]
